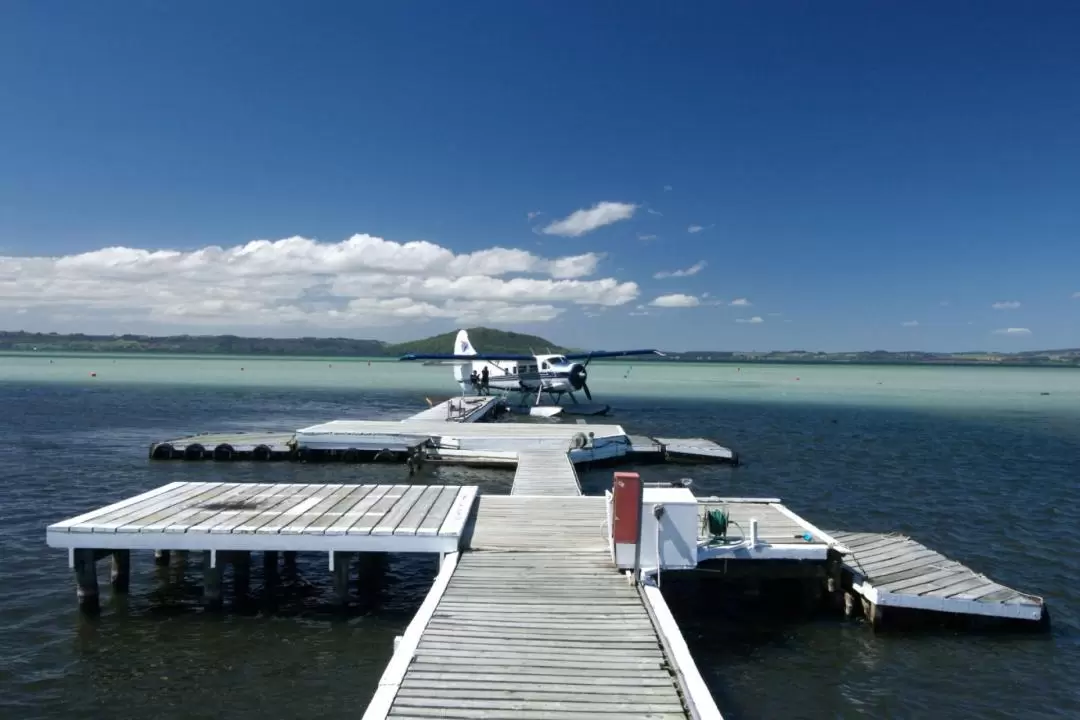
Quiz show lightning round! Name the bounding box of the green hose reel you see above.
[703,508,729,544]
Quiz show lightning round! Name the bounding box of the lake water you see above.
[1,353,1077,719]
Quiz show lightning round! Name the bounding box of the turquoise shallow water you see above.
[0,354,1077,718]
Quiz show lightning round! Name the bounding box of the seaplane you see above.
[398,329,662,416]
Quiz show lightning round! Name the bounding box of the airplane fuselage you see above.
[462,354,580,395]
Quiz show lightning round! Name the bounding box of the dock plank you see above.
[511,450,582,496]
[394,485,446,536]
[829,530,1045,622]
[382,551,690,720]
[466,495,609,552]
[46,482,478,555]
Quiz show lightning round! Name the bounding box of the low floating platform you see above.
[830,530,1048,627]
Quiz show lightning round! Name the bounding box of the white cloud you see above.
[729,298,751,307]
[687,225,704,234]
[992,301,1021,310]
[1072,291,1080,298]
[637,234,657,241]
[901,320,919,327]
[940,300,951,307]
[541,202,637,237]
[654,260,706,279]
[649,293,700,308]
[736,316,764,324]
[527,211,543,221]
[646,209,663,216]
[663,185,673,192]
[0,233,641,331]
[992,327,1031,336]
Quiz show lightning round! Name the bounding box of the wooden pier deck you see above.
[46,482,477,554]
[366,551,692,720]
[403,396,503,423]
[830,530,1047,623]
[695,499,839,561]
[511,450,583,496]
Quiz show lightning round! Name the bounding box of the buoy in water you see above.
[90,372,96,377]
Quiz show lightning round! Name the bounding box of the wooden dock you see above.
[695,499,839,562]
[830,530,1047,626]
[365,551,693,720]
[403,396,504,423]
[511,450,583,496]
[46,482,476,555]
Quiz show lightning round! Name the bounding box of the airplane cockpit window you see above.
[542,362,549,370]
[551,356,567,365]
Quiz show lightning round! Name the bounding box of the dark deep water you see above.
[1,383,1078,719]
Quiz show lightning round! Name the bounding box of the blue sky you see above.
[1,1,1078,352]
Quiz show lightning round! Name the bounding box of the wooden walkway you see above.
[511,450,583,496]
[403,396,502,423]
[831,530,1046,622]
[46,482,476,554]
[367,551,692,720]
[465,495,610,552]
[695,499,836,561]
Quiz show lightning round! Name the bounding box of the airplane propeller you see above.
[568,363,592,401]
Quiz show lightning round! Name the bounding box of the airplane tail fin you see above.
[453,329,477,385]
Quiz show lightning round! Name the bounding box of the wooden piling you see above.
[73,548,99,613]
[263,550,279,588]
[283,551,297,576]
[153,549,170,566]
[110,550,130,593]
[202,551,222,609]
[333,551,352,606]
[231,551,251,600]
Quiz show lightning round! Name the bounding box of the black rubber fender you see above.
[151,443,175,460]
[253,444,272,461]
[183,443,205,460]
[213,444,234,461]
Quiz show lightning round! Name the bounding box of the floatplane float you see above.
[399,329,662,417]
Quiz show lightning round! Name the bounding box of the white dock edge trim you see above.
[769,503,852,555]
[697,496,782,504]
[362,551,460,720]
[641,583,724,720]
[852,578,1045,621]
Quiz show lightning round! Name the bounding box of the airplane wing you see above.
[563,349,664,360]
[399,352,536,362]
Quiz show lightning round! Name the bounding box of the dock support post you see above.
[332,552,352,607]
[202,551,222,609]
[73,549,99,613]
[110,550,130,593]
[263,551,279,589]
[232,551,251,600]
[283,551,297,577]
[844,591,857,618]
[154,549,170,566]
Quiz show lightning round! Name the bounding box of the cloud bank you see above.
[0,233,641,331]
[992,327,1031,336]
[992,301,1021,310]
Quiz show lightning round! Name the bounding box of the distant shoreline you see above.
[1,349,1076,370]
[2,329,1077,368]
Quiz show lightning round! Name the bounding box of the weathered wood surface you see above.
[511,450,582,496]
[831,530,1045,620]
[386,551,688,719]
[466,496,609,552]
[403,396,501,423]
[46,482,478,553]
[654,437,737,462]
[698,502,830,546]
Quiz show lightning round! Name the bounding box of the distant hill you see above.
[0,328,1077,366]
[388,328,569,356]
[0,328,566,358]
